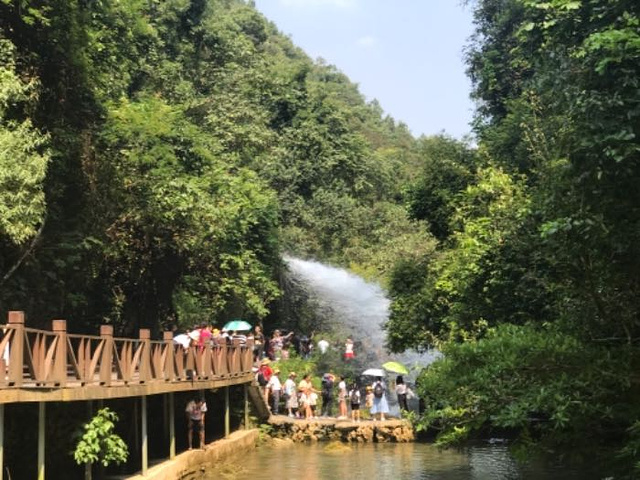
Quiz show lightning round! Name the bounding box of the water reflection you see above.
[208,442,598,480]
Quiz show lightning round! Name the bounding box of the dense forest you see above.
[0,0,432,333]
[385,0,640,473]
[0,0,639,475]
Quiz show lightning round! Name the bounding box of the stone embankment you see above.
[121,429,258,480]
[267,415,415,443]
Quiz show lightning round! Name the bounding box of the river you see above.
[258,259,601,479]
[209,441,601,479]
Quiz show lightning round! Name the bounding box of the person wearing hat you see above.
[365,385,374,419]
[267,368,282,415]
[283,371,299,418]
[257,358,273,406]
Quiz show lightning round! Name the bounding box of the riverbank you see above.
[118,429,258,480]
[267,414,414,442]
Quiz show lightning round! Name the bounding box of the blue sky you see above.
[253,0,475,139]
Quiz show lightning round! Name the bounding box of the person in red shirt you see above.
[257,358,273,406]
[344,338,354,360]
[198,324,212,350]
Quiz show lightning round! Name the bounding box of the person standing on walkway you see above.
[365,386,374,419]
[185,397,207,450]
[349,383,361,422]
[337,375,348,419]
[257,358,273,407]
[321,372,335,417]
[267,368,282,415]
[395,375,412,411]
[283,371,299,418]
[298,373,315,419]
[253,325,265,361]
[371,377,389,421]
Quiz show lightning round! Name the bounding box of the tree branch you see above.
[0,217,46,288]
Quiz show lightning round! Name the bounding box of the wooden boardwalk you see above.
[0,311,255,403]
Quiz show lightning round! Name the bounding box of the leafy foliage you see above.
[0,38,49,245]
[0,0,429,332]
[387,0,640,471]
[73,408,128,468]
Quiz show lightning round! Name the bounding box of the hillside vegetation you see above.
[0,0,435,332]
[1,0,639,474]
[385,0,640,472]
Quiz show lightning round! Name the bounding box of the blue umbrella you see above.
[223,319,252,331]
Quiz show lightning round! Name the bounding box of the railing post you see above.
[99,325,113,386]
[0,403,4,480]
[163,331,175,381]
[139,329,151,383]
[52,319,67,387]
[8,311,24,387]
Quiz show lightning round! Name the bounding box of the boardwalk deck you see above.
[0,311,256,403]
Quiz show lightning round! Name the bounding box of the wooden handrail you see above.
[0,311,255,390]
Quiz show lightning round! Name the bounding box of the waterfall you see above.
[284,256,439,375]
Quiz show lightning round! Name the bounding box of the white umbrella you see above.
[362,368,385,377]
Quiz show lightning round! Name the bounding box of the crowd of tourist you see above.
[172,323,251,350]
[174,323,414,424]
[252,326,415,421]
[180,323,415,451]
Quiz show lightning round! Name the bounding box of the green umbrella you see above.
[382,361,409,375]
[223,319,252,331]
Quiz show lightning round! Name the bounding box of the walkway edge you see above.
[121,429,259,480]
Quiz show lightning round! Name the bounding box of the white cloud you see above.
[279,0,357,8]
[357,35,376,48]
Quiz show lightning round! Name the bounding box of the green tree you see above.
[0,38,49,246]
[74,408,128,479]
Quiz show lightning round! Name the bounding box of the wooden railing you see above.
[0,311,254,389]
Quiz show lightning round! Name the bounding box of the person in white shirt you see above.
[185,397,207,449]
[173,332,191,350]
[283,371,299,418]
[267,368,282,415]
[338,376,348,419]
[395,375,414,411]
[317,339,329,354]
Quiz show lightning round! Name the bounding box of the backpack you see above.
[322,377,333,394]
[373,382,384,398]
[350,389,360,404]
[257,370,267,386]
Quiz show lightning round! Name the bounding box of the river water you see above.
[211,442,600,480]
[260,259,601,479]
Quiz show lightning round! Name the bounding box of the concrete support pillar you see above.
[0,404,4,480]
[169,393,175,460]
[86,401,93,480]
[141,395,148,476]
[38,402,45,480]
[244,384,249,429]
[224,386,230,438]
